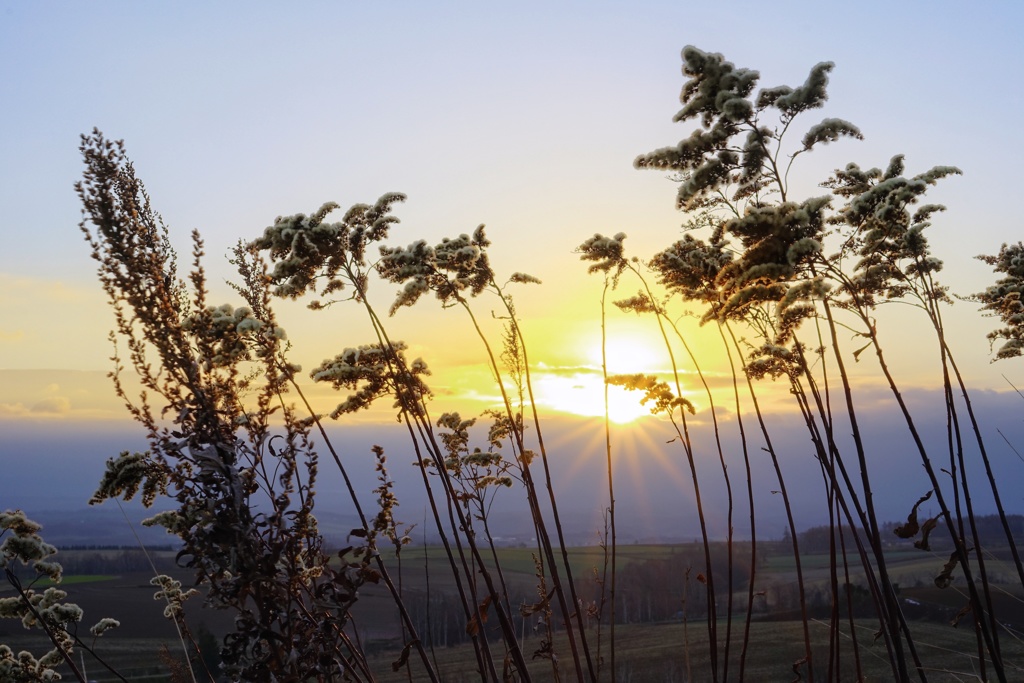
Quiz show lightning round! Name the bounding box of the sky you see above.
[3,1,1024,537]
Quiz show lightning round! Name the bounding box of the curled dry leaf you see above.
[893,490,933,539]
[935,550,961,589]
[391,640,413,673]
[914,516,941,551]
[532,639,554,661]
[791,656,808,682]
[951,603,973,628]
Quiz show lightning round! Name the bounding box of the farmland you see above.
[3,541,1021,681]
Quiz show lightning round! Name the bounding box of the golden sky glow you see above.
[532,372,652,424]
[529,330,690,423]
[2,2,1024,430]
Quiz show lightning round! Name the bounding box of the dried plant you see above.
[1,510,120,682]
[76,130,417,681]
[0,44,1013,683]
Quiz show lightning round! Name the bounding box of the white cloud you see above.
[31,396,71,414]
[0,402,29,416]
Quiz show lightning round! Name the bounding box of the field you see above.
[3,542,1022,681]
[365,620,1024,683]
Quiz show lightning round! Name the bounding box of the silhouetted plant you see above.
[615,45,1020,683]
[77,130,421,681]
[977,243,1024,360]
[1,44,1013,683]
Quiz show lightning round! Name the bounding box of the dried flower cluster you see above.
[1,511,117,681]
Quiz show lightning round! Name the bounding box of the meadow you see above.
[3,542,1022,681]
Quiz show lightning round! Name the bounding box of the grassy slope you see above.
[366,620,1024,683]
[5,544,1023,681]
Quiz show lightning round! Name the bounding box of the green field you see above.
[365,620,1024,683]
[33,573,118,587]
[3,543,1022,681]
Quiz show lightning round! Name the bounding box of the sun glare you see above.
[585,334,663,374]
[533,373,655,424]
[531,331,669,424]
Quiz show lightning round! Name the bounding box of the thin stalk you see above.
[113,499,200,683]
[462,298,587,681]
[402,406,502,681]
[926,288,1024,588]
[808,317,842,683]
[357,293,531,681]
[790,371,900,680]
[942,348,1001,667]
[859,321,1005,682]
[68,636,130,683]
[488,287,598,680]
[829,257,1005,677]
[725,321,814,682]
[817,296,912,679]
[600,277,617,682]
[325,264,513,678]
[480,500,515,627]
[823,253,1008,680]
[922,294,1002,669]
[836,518,865,682]
[645,306,719,680]
[423,520,441,673]
[5,569,89,683]
[616,262,722,677]
[946,349,1024,587]
[791,339,920,681]
[716,321,756,681]
[825,461,840,683]
[659,306,735,682]
[288,375,443,682]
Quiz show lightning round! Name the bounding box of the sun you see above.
[530,331,668,424]
[531,373,654,424]
[584,334,663,374]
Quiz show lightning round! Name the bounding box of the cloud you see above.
[0,370,124,421]
[0,402,29,417]
[0,274,91,304]
[30,396,71,414]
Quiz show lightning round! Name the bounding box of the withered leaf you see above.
[935,550,960,589]
[913,515,941,551]
[951,602,972,628]
[532,640,554,661]
[520,589,554,617]
[359,566,381,584]
[520,601,544,617]
[391,640,414,672]
[478,595,492,625]
[502,651,516,683]
[893,490,933,539]
[791,656,808,682]
[851,341,872,362]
